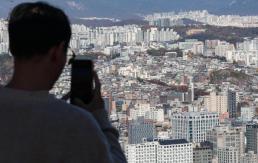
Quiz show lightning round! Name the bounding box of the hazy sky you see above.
[1,0,257,18]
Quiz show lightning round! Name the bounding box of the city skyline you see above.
[1,1,258,162]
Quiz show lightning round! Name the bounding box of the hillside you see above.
[209,69,252,86]
[174,25,258,44]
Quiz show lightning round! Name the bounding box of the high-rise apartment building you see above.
[218,147,239,163]
[204,92,228,115]
[240,151,258,163]
[241,107,255,122]
[215,41,235,57]
[204,90,237,118]
[246,123,258,154]
[128,117,156,144]
[126,140,156,163]
[171,112,219,143]
[228,90,237,118]
[71,25,179,47]
[207,125,245,160]
[157,139,193,163]
[126,139,193,163]
[145,108,165,123]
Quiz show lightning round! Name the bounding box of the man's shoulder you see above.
[0,87,98,129]
[49,98,96,124]
[50,99,105,141]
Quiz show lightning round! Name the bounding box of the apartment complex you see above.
[218,147,239,163]
[204,92,228,115]
[126,139,193,163]
[171,112,219,143]
[207,125,245,162]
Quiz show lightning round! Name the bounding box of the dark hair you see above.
[8,1,72,59]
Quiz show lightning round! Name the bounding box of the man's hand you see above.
[74,71,105,112]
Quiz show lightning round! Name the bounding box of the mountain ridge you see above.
[1,0,258,19]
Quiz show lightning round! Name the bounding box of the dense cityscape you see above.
[1,10,258,163]
[145,10,258,28]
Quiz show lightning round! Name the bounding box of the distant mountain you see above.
[1,0,258,19]
[181,19,204,26]
[70,18,148,27]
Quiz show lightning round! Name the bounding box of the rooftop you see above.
[158,139,189,145]
[172,111,218,117]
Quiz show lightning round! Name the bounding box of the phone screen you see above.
[71,58,93,105]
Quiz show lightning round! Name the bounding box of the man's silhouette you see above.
[0,2,126,163]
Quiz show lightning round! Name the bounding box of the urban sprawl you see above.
[1,11,258,163]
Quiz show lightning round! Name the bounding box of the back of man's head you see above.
[8,1,71,60]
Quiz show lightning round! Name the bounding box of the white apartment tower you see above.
[171,112,219,143]
[126,139,193,163]
[241,107,255,122]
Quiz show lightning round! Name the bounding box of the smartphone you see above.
[70,55,94,105]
